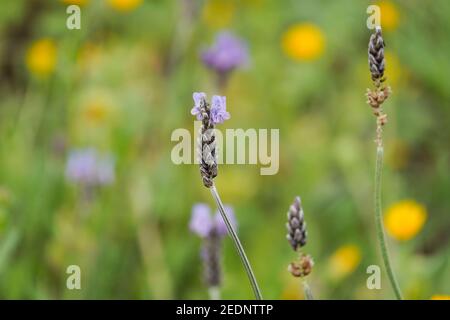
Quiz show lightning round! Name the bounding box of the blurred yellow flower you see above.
[107,0,142,12]
[202,0,235,28]
[329,244,361,279]
[83,100,110,124]
[61,0,89,5]
[282,23,325,61]
[431,295,450,300]
[26,38,57,77]
[377,1,400,32]
[384,200,427,241]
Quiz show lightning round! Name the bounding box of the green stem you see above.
[210,185,263,300]
[302,279,314,300]
[374,146,403,300]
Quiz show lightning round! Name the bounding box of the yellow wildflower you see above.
[431,295,450,300]
[282,23,325,61]
[384,200,427,241]
[26,38,57,77]
[107,0,143,12]
[377,1,400,32]
[329,244,361,279]
[79,94,115,127]
[84,101,109,124]
[202,0,235,28]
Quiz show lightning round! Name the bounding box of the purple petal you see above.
[193,92,206,107]
[189,203,213,237]
[210,95,230,124]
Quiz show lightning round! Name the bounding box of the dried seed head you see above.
[288,254,314,278]
[286,196,307,251]
[368,27,386,87]
[365,86,391,115]
[197,96,218,188]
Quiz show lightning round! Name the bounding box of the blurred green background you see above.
[0,0,449,299]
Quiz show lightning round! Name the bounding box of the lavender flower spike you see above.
[191,92,207,120]
[210,95,230,125]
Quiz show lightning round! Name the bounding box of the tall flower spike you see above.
[366,26,391,147]
[286,196,307,251]
[190,92,262,299]
[366,27,402,299]
[197,95,218,188]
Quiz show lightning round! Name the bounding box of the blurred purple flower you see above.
[201,31,249,75]
[191,92,206,121]
[214,205,237,237]
[190,203,213,237]
[210,95,230,124]
[65,148,115,186]
[189,203,236,237]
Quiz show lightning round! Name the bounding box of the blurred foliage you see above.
[0,0,449,299]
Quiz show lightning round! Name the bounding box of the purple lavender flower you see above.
[189,203,213,237]
[190,92,230,126]
[65,148,115,187]
[210,95,230,125]
[201,31,249,75]
[191,92,207,121]
[189,203,236,237]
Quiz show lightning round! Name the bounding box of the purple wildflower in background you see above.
[201,31,249,89]
[189,203,237,293]
[189,203,237,237]
[189,203,214,237]
[201,31,249,74]
[65,148,115,187]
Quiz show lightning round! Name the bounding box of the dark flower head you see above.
[286,196,307,251]
[201,31,249,75]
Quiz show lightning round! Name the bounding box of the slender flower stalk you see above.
[302,280,314,300]
[366,26,403,300]
[191,92,262,300]
[210,186,262,299]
